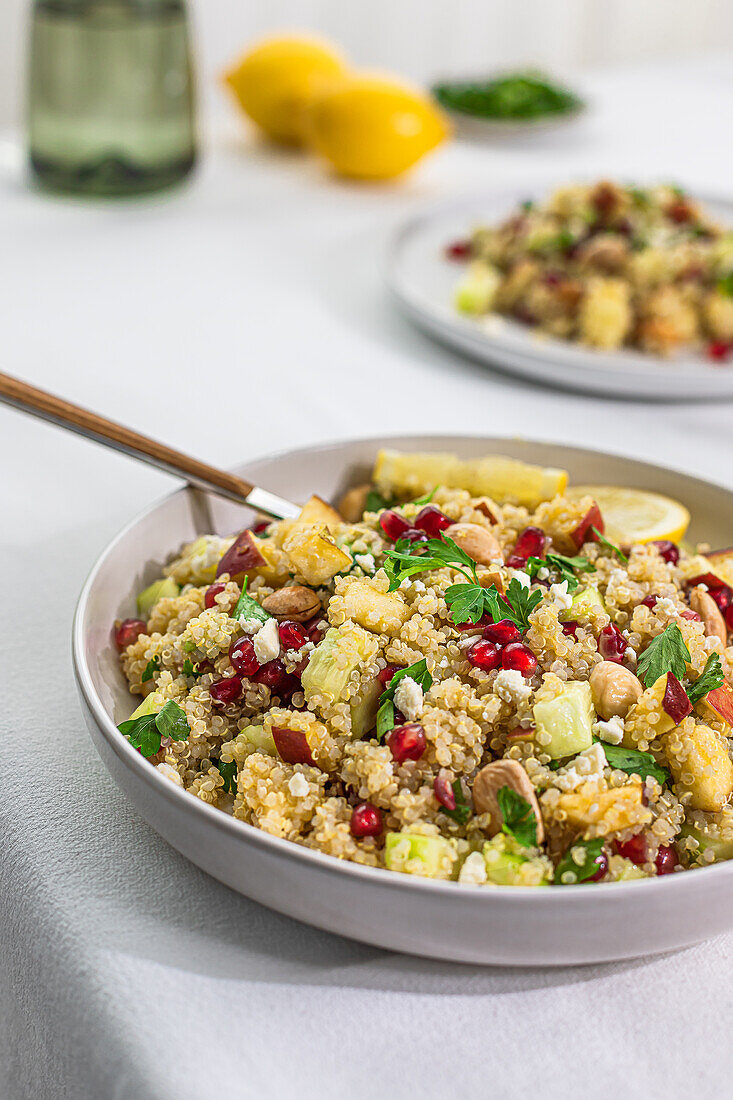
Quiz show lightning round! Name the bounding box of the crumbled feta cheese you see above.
[594,715,625,745]
[253,616,280,663]
[458,851,488,886]
[548,580,573,611]
[553,743,607,791]
[156,763,183,787]
[288,773,310,798]
[393,676,424,721]
[512,570,531,588]
[653,596,678,623]
[355,553,375,574]
[239,617,262,635]
[493,669,532,707]
[537,567,550,581]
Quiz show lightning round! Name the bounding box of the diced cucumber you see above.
[454,263,500,315]
[350,677,382,739]
[384,832,457,880]
[482,834,551,886]
[678,823,733,864]
[533,680,594,760]
[137,577,180,618]
[301,623,377,705]
[559,585,605,623]
[128,694,159,721]
[241,724,278,756]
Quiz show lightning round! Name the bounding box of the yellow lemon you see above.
[565,485,690,545]
[223,35,347,145]
[305,75,450,180]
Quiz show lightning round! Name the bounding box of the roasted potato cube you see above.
[665,723,733,812]
[284,525,351,586]
[554,780,650,837]
[340,580,409,635]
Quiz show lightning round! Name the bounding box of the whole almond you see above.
[261,586,321,623]
[472,759,544,844]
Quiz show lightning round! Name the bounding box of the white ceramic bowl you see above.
[73,434,733,966]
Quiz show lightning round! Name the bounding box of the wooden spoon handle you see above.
[0,370,299,518]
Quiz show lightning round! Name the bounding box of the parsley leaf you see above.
[526,552,594,592]
[497,785,538,848]
[383,534,477,592]
[141,656,160,683]
[591,526,628,563]
[232,577,271,628]
[637,623,691,688]
[686,652,725,705]
[376,659,433,741]
[118,699,190,758]
[599,742,669,784]
[440,779,472,824]
[365,489,393,514]
[214,758,238,795]
[499,578,543,632]
[553,838,606,885]
[444,581,490,625]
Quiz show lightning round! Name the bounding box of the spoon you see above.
[0,370,300,520]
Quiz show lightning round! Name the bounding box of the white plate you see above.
[386,189,733,399]
[73,435,733,966]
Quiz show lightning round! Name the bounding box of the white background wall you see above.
[2,0,733,127]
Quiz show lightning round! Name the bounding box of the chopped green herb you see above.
[431,72,583,121]
[182,658,199,677]
[717,273,733,298]
[383,534,477,592]
[232,577,271,627]
[526,552,594,592]
[444,581,492,626]
[141,656,160,683]
[182,640,196,653]
[411,488,437,506]
[497,785,538,848]
[686,652,725,705]
[365,489,393,514]
[118,699,190,758]
[599,741,669,784]
[214,758,238,795]
[376,659,433,741]
[440,779,472,824]
[637,623,691,688]
[591,527,628,563]
[520,199,535,212]
[553,838,605,885]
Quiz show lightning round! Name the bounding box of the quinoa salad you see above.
[114,450,733,888]
[449,180,733,362]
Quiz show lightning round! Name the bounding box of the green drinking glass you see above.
[28,0,197,196]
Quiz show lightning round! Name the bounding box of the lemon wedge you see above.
[223,35,347,145]
[565,485,690,545]
[304,75,449,179]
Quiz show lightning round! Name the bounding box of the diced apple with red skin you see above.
[662,672,693,724]
[570,503,604,550]
[703,682,733,729]
[215,530,266,582]
[271,727,315,766]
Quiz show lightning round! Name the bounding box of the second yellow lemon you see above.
[305,75,449,179]
[223,35,347,145]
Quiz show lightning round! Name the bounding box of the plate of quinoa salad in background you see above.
[387,182,733,399]
[73,436,733,965]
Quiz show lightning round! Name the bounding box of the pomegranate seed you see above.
[378,664,403,686]
[655,845,679,875]
[587,850,609,882]
[251,521,269,534]
[598,624,628,664]
[401,527,430,545]
[229,637,260,677]
[350,802,383,837]
[561,620,579,637]
[686,571,727,590]
[614,834,648,865]
[393,708,406,726]
[467,639,501,672]
[663,672,693,724]
[482,619,521,645]
[640,595,658,609]
[305,618,325,645]
[506,526,547,567]
[433,769,456,810]
[445,239,471,261]
[501,642,538,676]
[455,615,490,632]
[114,619,147,649]
[254,659,289,691]
[651,540,679,565]
[210,676,242,707]
[386,723,426,763]
[379,510,411,542]
[278,620,309,650]
[708,340,732,362]
[708,585,733,613]
[414,505,452,538]
[681,607,702,622]
[204,582,227,609]
[570,504,604,550]
[725,605,733,631]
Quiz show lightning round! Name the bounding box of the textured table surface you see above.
[3,55,733,1100]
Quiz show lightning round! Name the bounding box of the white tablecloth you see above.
[3,56,733,1100]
